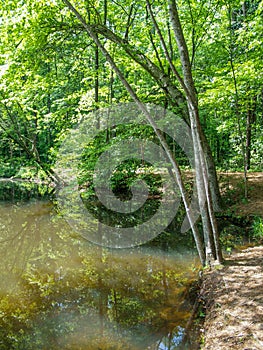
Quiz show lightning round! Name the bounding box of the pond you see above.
[0,181,201,350]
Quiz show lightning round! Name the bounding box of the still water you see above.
[0,182,200,349]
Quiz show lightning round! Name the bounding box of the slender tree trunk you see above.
[245,96,256,171]
[200,130,222,211]
[168,0,223,264]
[246,112,252,171]
[228,4,248,199]
[94,45,99,108]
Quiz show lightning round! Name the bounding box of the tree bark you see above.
[168,0,223,264]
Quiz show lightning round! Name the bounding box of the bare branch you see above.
[124,3,135,42]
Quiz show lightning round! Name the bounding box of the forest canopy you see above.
[0,0,262,177]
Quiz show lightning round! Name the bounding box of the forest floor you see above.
[200,171,263,350]
[219,171,263,216]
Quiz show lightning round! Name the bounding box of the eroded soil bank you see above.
[198,172,263,349]
[200,245,263,350]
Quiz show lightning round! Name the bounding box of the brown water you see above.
[0,197,200,349]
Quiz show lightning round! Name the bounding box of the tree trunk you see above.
[168,0,223,264]
[201,130,222,211]
[245,96,256,171]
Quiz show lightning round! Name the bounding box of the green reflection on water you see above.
[0,183,200,350]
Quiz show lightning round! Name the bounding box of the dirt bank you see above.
[198,172,263,349]
[219,172,263,216]
[200,245,263,350]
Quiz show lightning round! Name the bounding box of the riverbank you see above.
[200,245,263,350]
[199,172,263,349]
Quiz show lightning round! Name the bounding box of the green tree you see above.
[196,1,263,176]
[60,0,225,264]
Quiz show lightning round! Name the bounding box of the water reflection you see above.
[0,194,200,349]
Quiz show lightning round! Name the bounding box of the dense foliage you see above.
[0,0,262,178]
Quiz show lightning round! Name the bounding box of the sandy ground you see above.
[200,172,263,350]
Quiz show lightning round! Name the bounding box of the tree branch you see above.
[146,0,191,99]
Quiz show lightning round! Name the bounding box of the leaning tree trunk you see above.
[145,0,222,213]
[62,0,206,266]
[89,16,222,211]
[168,0,223,264]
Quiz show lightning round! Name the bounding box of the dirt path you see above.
[200,172,263,350]
[201,246,263,350]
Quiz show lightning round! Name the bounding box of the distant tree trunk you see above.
[245,95,256,171]
[201,132,222,211]
[94,45,99,108]
[228,4,248,199]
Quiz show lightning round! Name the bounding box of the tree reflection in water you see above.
[0,185,200,349]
